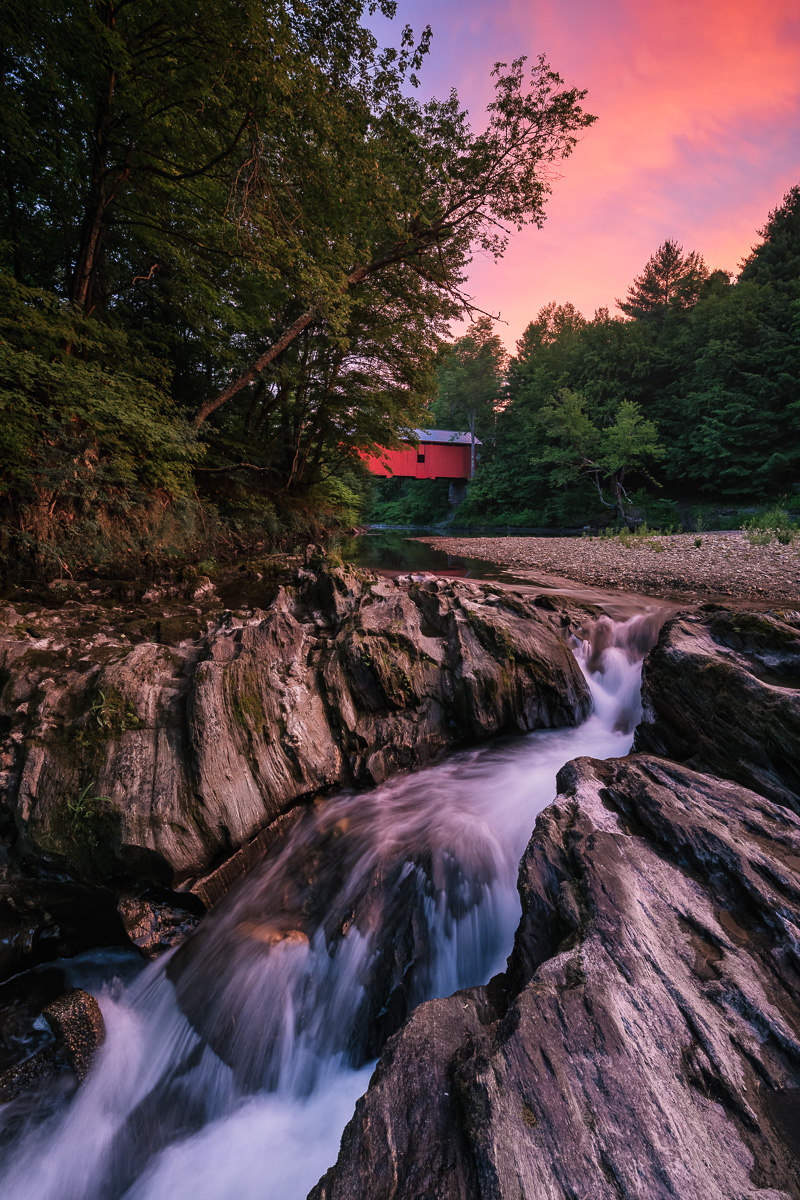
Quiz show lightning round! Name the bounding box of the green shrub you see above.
[629,490,682,532]
[0,274,202,578]
[743,507,797,546]
[368,477,453,526]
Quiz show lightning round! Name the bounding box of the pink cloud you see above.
[374,0,800,345]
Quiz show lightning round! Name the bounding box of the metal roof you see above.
[408,428,482,446]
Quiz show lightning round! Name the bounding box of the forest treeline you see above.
[0,0,595,579]
[383,184,799,530]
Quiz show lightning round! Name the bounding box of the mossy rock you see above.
[227,666,268,737]
[36,788,122,883]
[85,686,141,739]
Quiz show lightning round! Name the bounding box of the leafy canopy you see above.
[434,317,508,442]
[537,391,663,521]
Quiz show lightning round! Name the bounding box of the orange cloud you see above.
[381,0,800,346]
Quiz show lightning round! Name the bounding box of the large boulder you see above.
[635,607,800,813]
[0,565,590,969]
[311,753,800,1200]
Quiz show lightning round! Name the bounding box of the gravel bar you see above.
[415,532,800,603]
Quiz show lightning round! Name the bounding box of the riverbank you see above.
[415,531,800,604]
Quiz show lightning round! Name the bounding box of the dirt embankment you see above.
[416,531,800,604]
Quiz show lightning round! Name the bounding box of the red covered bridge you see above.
[364,429,480,480]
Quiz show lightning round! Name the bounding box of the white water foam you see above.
[0,609,662,1200]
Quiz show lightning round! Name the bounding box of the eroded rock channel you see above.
[0,563,798,1200]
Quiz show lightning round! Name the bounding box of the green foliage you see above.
[66,783,113,833]
[368,477,453,525]
[743,507,798,546]
[599,522,667,551]
[434,317,508,469]
[43,783,120,881]
[460,185,800,528]
[670,284,800,495]
[309,476,367,529]
[536,391,663,522]
[0,3,598,574]
[739,185,800,295]
[627,490,681,531]
[617,239,709,320]
[0,275,207,575]
[89,690,141,736]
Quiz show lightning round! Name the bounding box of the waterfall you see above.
[0,607,666,1200]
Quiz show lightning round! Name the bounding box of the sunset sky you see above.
[373,0,800,350]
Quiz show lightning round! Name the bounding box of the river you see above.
[0,574,666,1199]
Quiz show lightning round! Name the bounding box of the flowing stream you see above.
[0,609,665,1200]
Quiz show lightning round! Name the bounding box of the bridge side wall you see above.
[364,442,473,480]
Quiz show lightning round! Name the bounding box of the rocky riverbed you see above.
[1,555,799,1198]
[416,531,800,602]
[313,605,800,1200]
[0,556,591,981]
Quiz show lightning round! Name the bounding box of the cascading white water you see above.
[0,608,665,1200]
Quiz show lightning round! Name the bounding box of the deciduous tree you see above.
[434,317,508,475]
[193,56,596,427]
[537,391,663,522]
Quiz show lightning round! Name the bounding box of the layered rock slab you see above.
[0,566,590,972]
[311,754,800,1200]
[635,607,800,812]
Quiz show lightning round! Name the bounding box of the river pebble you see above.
[416,531,800,602]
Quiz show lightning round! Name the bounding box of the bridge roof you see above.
[409,428,482,446]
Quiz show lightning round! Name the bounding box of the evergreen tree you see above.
[617,239,709,320]
[666,281,800,495]
[739,184,800,295]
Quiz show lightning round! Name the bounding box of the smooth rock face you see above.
[0,566,590,967]
[311,754,800,1200]
[635,608,800,812]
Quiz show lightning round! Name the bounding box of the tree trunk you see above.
[190,243,424,430]
[253,381,291,436]
[193,308,319,431]
[68,4,123,316]
[70,167,109,312]
[614,469,628,524]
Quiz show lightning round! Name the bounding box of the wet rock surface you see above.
[0,850,128,980]
[116,893,202,959]
[312,753,800,1200]
[635,607,800,813]
[0,562,590,969]
[6,564,800,1200]
[167,783,504,1083]
[0,985,105,1103]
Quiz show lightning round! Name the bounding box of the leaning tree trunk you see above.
[69,2,121,317]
